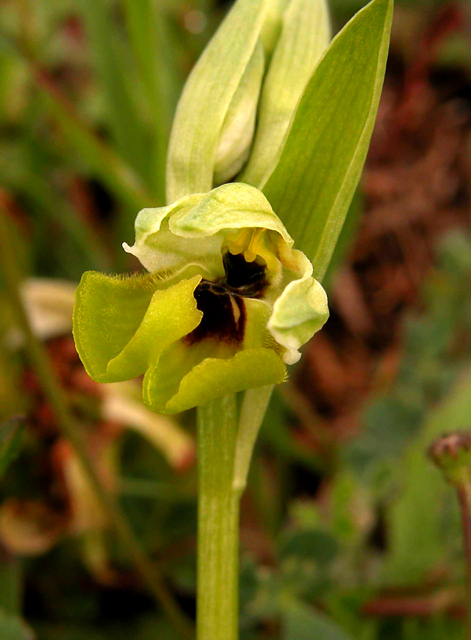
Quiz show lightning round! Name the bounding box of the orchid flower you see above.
[73,183,328,414]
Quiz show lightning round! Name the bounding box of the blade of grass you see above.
[33,63,152,212]
[1,30,154,213]
[78,0,150,185]
[0,207,194,640]
[1,148,111,272]
[122,0,180,205]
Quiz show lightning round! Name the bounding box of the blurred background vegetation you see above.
[0,0,471,638]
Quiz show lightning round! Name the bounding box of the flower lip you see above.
[185,281,246,346]
[185,250,269,347]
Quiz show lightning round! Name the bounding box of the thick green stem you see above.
[197,395,240,640]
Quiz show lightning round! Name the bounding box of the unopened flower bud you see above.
[213,41,265,185]
[260,0,290,55]
[166,0,269,203]
[241,0,331,188]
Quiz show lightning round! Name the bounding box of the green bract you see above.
[73,183,328,414]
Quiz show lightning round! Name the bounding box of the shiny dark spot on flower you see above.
[223,251,268,298]
[185,253,268,346]
[185,281,245,345]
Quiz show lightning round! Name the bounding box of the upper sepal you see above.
[123,183,292,277]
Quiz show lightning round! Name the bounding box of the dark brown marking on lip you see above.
[185,281,246,346]
[184,252,268,346]
[223,251,268,298]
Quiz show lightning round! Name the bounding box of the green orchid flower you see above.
[73,183,328,414]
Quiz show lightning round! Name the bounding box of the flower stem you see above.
[197,395,240,640]
[457,484,471,638]
[0,208,193,639]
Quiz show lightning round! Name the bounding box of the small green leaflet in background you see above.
[0,610,34,640]
[263,0,393,282]
[166,0,268,203]
[278,530,338,568]
[283,599,354,640]
[0,416,25,481]
[384,370,471,585]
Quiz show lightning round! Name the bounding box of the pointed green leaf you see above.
[166,0,268,203]
[241,0,331,188]
[263,0,393,281]
[0,610,34,640]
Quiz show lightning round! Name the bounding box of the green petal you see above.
[105,275,202,381]
[268,249,329,364]
[241,0,331,188]
[260,0,290,54]
[73,271,202,383]
[74,271,158,380]
[144,347,286,414]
